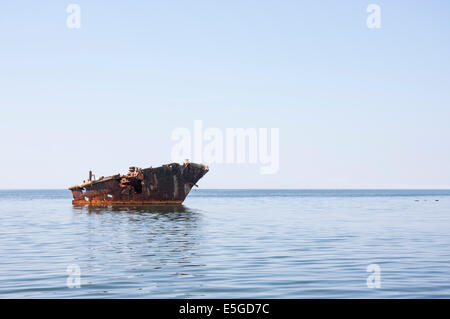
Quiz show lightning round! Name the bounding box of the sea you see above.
[1,189,449,298]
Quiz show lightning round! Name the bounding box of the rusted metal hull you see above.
[69,162,208,206]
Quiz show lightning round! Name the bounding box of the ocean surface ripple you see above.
[1,189,449,298]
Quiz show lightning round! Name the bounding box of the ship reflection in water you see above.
[73,204,195,216]
[70,204,206,298]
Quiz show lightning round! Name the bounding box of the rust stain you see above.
[69,161,209,206]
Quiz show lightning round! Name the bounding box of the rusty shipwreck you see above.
[69,161,208,205]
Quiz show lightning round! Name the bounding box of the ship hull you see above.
[69,162,208,206]
[72,200,184,206]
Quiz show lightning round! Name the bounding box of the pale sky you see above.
[1,1,449,189]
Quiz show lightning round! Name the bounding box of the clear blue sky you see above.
[1,1,449,189]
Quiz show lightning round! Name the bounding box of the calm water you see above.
[1,189,450,298]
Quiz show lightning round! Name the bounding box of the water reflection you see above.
[73,204,193,215]
[70,205,205,292]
